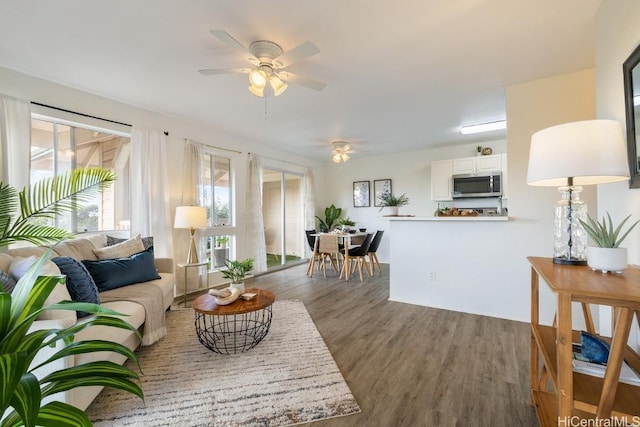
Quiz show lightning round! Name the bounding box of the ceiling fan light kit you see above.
[199,29,325,99]
[331,141,354,163]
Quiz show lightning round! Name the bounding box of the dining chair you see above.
[305,230,322,276]
[316,234,341,277]
[341,232,374,281]
[367,230,385,274]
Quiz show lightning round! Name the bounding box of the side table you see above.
[192,288,275,354]
[177,262,208,307]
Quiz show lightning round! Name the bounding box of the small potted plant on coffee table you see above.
[579,212,639,273]
[221,258,254,293]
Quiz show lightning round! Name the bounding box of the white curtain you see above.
[130,127,173,258]
[0,94,31,190]
[303,167,316,258]
[247,153,267,273]
[179,139,205,263]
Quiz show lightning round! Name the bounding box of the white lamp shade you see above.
[527,120,629,186]
[174,206,207,229]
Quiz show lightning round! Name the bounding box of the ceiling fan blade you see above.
[198,67,251,75]
[277,72,326,91]
[209,29,259,65]
[273,41,320,68]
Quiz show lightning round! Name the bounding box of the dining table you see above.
[310,231,367,281]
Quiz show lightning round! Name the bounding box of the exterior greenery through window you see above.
[200,152,232,269]
[30,117,131,232]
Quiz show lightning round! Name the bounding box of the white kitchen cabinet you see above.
[453,154,502,174]
[431,159,453,201]
[476,154,502,172]
[452,157,476,174]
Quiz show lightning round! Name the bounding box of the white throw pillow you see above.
[9,255,61,281]
[92,234,144,260]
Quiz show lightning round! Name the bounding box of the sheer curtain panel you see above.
[179,139,205,263]
[247,153,267,273]
[0,94,31,190]
[130,127,173,258]
[303,167,316,259]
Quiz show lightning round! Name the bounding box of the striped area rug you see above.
[86,300,360,426]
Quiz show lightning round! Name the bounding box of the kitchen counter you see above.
[385,215,509,222]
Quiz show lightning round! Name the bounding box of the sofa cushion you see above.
[107,235,154,250]
[52,256,100,318]
[0,271,17,294]
[54,238,100,261]
[93,235,144,260]
[82,246,160,292]
[9,255,61,281]
[38,283,77,326]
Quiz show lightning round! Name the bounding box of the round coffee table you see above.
[192,288,275,354]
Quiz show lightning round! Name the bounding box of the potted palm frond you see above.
[378,191,410,216]
[221,258,254,293]
[0,168,144,426]
[579,212,640,273]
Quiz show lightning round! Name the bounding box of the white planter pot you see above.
[229,282,245,293]
[587,247,628,274]
[382,206,399,216]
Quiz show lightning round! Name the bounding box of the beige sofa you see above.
[0,234,175,411]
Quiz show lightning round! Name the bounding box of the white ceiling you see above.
[0,0,601,161]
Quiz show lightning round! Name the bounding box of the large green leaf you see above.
[9,373,41,427]
[0,292,11,338]
[0,353,29,416]
[34,340,140,373]
[2,400,91,427]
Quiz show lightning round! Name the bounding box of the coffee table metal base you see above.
[195,305,273,354]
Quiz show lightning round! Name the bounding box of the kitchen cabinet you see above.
[528,257,640,426]
[430,159,453,201]
[452,154,502,174]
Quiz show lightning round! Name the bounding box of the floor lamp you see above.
[527,120,629,265]
[174,206,207,264]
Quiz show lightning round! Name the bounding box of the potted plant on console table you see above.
[580,212,639,274]
[221,258,254,293]
[378,191,410,216]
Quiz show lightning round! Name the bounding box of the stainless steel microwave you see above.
[452,172,502,198]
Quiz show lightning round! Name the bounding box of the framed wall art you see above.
[374,179,392,207]
[353,181,370,207]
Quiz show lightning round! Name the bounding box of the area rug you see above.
[86,300,360,426]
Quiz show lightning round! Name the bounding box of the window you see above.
[30,117,131,232]
[199,152,233,269]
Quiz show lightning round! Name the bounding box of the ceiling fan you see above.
[331,141,356,163]
[198,29,326,98]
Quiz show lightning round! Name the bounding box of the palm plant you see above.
[220,258,254,283]
[0,168,115,247]
[0,168,144,426]
[315,204,342,232]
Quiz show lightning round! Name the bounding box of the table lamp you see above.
[174,206,207,264]
[527,120,629,265]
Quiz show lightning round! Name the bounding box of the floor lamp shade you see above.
[174,206,207,264]
[527,120,629,265]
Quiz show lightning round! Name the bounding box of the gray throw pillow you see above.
[107,235,154,250]
[0,271,17,294]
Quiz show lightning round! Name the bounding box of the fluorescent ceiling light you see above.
[461,120,507,135]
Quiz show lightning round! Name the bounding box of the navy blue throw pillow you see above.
[82,246,160,292]
[51,256,100,318]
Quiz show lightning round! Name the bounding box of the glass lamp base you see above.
[553,257,587,266]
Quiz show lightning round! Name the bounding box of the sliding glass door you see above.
[262,169,304,269]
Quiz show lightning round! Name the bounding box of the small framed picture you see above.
[374,179,392,207]
[353,181,370,207]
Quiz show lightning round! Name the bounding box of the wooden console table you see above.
[528,257,640,426]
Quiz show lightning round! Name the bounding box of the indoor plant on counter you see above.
[221,258,254,293]
[579,212,639,273]
[378,191,410,216]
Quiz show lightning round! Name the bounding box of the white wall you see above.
[0,66,326,264]
[595,0,640,348]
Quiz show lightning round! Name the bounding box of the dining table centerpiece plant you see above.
[221,258,254,293]
[337,217,356,232]
[0,167,144,426]
[579,212,640,273]
[316,204,342,232]
[378,191,410,216]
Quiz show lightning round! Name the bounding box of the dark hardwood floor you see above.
[236,262,538,427]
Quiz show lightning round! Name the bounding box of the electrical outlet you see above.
[428,272,436,281]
